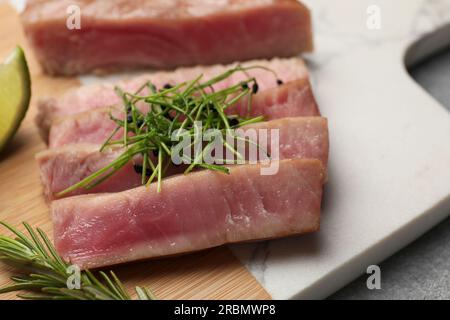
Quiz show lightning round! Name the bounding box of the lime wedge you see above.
[0,46,31,153]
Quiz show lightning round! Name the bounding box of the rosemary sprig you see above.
[0,221,155,300]
[57,66,282,196]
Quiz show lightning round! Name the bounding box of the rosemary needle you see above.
[57,66,282,196]
[0,221,154,300]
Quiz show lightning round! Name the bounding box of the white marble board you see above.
[231,0,450,299]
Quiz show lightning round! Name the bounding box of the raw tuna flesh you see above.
[48,79,319,147]
[36,145,142,201]
[22,0,313,75]
[52,159,325,269]
[38,117,329,200]
[36,58,312,138]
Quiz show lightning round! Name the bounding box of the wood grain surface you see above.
[0,3,270,300]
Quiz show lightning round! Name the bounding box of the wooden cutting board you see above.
[0,3,270,300]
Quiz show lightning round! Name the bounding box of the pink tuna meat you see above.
[48,79,319,147]
[36,58,312,138]
[36,145,142,201]
[52,159,325,269]
[22,0,313,76]
[38,117,329,200]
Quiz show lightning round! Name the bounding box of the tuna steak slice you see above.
[22,0,313,76]
[52,159,325,269]
[36,58,311,137]
[36,145,141,201]
[38,117,329,200]
[48,79,319,147]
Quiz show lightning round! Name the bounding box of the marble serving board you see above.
[231,0,450,299]
[4,0,450,300]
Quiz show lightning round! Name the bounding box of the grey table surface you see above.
[328,48,450,300]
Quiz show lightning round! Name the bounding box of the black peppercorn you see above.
[208,103,218,114]
[228,118,239,127]
[136,119,144,127]
[133,164,153,176]
[126,113,133,123]
[252,83,259,94]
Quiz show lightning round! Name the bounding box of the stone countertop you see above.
[331,218,450,299]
